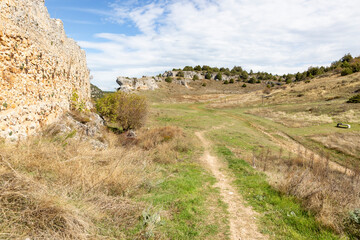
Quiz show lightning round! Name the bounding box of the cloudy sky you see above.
[45,0,360,91]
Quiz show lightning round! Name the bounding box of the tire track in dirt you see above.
[195,131,266,240]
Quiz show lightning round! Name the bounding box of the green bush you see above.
[242,84,247,88]
[165,77,173,83]
[341,53,353,63]
[96,91,147,131]
[240,71,248,80]
[193,75,199,81]
[183,66,194,71]
[341,68,353,76]
[176,71,184,77]
[223,80,229,84]
[229,79,234,84]
[347,94,360,103]
[202,83,207,87]
[194,65,202,71]
[215,73,222,80]
[248,77,256,84]
[351,62,360,72]
[205,72,212,80]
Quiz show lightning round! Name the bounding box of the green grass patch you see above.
[137,162,229,239]
[216,146,340,240]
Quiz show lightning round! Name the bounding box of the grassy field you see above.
[142,73,360,239]
[1,72,359,239]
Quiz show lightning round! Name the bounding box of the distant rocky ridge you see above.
[115,70,231,92]
[0,0,90,141]
[116,76,161,92]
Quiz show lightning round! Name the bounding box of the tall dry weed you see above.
[252,148,360,237]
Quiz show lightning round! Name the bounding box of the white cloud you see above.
[79,0,360,90]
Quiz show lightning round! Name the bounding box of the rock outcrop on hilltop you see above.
[116,76,160,92]
[0,0,90,141]
[115,70,236,92]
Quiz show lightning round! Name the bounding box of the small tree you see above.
[165,77,173,83]
[248,77,256,84]
[215,73,222,80]
[241,71,248,80]
[224,80,229,84]
[183,66,194,71]
[193,75,199,81]
[341,68,353,76]
[242,84,247,88]
[96,91,147,131]
[229,79,234,84]
[205,72,212,79]
[341,53,353,63]
[176,71,185,77]
[194,65,202,71]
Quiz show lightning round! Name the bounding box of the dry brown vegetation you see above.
[0,124,192,239]
[251,147,360,237]
[311,132,360,159]
[247,108,334,127]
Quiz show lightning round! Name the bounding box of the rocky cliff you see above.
[116,76,160,92]
[0,0,90,141]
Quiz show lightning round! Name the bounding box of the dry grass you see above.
[120,126,194,164]
[311,132,360,159]
[0,169,90,239]
[251,148,360,237]
[247,108,334,127]
[0,123,192,238]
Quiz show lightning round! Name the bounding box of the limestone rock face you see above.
[0,0,90,141]
[116,77,159,92]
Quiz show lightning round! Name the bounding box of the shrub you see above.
[286,79,292,84]
[351,62,360,73]
[205,72,212,80]
[347,94,360,103]
[165,77,173,83]
[248,77,256,84]
[194,65,202,71]
[242,84,247,88]
[240,71,248,80]
[215,73,222,81]
[96,91,147,131]
[341,68,353,76]
[193,75,199,81]
[183,66,194,71]
[341,53,353,63]
[229,79,234,84]
[202,65,211,71]
[202,83,207,87]
[223,80,229,84]
[176,71,184,77]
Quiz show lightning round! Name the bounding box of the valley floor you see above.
[1,74,359,239]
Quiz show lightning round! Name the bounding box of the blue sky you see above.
[45,0,360,91]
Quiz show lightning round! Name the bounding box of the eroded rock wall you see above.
[0,0,90,141]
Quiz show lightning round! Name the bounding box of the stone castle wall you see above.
[0,0,90,141]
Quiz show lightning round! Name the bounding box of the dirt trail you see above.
[195,131,266,240]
